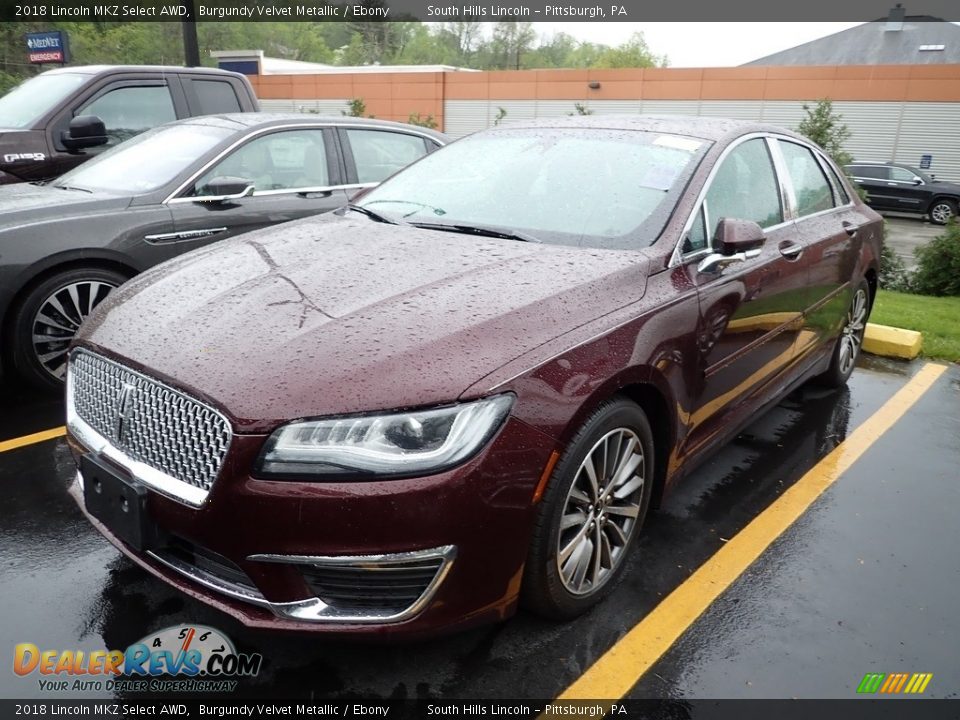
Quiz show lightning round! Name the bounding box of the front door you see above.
[163,127,347,254]
[680,137,809,458]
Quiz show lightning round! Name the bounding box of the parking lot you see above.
[2,354,957,703]
[883,216,944,270]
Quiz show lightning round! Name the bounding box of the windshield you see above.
[357,128,708,249]
[54,123,235,195]
[0,73,88,129]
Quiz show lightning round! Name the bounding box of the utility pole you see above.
[182,0,200,67]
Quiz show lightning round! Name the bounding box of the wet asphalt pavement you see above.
[0,357,957,702]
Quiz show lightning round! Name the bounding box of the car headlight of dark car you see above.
[256,394,514,479]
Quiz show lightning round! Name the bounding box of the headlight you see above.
[256,394,514,479]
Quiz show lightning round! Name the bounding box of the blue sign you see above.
[26,31,70,65]
[919,154,932,170]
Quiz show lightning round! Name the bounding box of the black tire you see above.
[816,278,871,389]
[928,198,957,225]
[10,267,126,390]
[522,398,655,619]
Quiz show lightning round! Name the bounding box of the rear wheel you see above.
[11,267,125,389]
[928,199,957,225]
[522,398,654,619]
[817,278,870,389]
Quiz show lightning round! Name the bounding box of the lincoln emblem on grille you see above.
[115,382,135,439]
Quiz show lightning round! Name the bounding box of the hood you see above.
[0,182,128,229]
[78,215,649,432]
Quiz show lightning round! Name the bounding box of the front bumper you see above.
[68,416,556,638]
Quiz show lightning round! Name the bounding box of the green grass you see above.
[871,290,960,362]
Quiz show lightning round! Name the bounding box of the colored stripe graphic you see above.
[857,673,885,693]
[858,672,932,694]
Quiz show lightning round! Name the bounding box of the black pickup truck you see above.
[0,65,259,184]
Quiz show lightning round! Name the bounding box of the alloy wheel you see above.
[838,287,868,377]
[31,280,118,380]
[556,428,646,596]
[930,202,954,224]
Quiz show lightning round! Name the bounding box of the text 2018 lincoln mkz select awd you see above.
[66,116,881,638]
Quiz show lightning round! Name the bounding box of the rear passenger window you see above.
[780,141,834,217]
[346,129,429,184]
[702,138,783,244]
[823,162,850,205]
[191,80,243,114]
[849,165,888,180]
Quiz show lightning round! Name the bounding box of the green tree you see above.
[594,32,663,68]
[796,99,853,167]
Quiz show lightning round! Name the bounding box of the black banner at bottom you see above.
[1,699,958,720]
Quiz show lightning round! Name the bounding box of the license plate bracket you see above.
[81,454,158,552]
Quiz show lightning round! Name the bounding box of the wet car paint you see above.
[4,358,956,699]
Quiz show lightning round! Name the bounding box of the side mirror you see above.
[911,176,923,185]
[697,218,766,274]
[194,176,255,203]
[61,115,108,152]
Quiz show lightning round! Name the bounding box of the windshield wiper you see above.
[410,221,541,243]
[345,203,405,225]
[53,184,92,193]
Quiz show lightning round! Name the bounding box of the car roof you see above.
[177,112,449,141]
[485,115,807,143]
[43,65,245,77]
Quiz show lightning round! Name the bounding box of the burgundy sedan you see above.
[66,116,881,637]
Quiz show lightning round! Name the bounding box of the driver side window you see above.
[693,139,783,253]
[192,129,330,196]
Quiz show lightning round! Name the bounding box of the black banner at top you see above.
[5,0,960,22]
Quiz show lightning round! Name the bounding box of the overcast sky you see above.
[532,23,865,66]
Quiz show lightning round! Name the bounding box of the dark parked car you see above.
[67,116,881,638]
[845,161,959,224]
[0,113,446,387]
[0,65,259,185]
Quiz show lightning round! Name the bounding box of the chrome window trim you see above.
[163,122,443,205]
[66,349,232,508]
[774,138,856,221]
[670,132,791,268]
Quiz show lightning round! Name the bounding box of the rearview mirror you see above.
[194,176,255,203]
[61,115,108,152]
[697,218,766,274]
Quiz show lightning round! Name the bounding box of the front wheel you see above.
[522,398,655,619]
[816,278,871,389]
[928,199,957,225]
[10,267,126,389]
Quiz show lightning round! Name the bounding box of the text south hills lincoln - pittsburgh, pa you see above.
[426,4,625,18]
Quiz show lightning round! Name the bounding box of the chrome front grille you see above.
[68,349,231,504]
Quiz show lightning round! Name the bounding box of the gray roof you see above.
[179,112,449,142]
[497,115,804,143]
[744,18,960,65]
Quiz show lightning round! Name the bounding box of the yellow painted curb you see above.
[863,323,923,360]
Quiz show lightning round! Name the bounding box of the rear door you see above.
[164,125,347,252]
[776,140,871,355]
[338,126,441,190]
[848,164,898,211]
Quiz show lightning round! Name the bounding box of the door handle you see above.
[842,221,859,237]
[778,241,803,259]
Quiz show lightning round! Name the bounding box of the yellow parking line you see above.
[0,426,66,454]
[558,362,947,700]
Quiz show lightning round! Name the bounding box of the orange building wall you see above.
[247,65,960,132]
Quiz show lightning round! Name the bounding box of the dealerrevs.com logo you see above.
[14,625,263,693]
